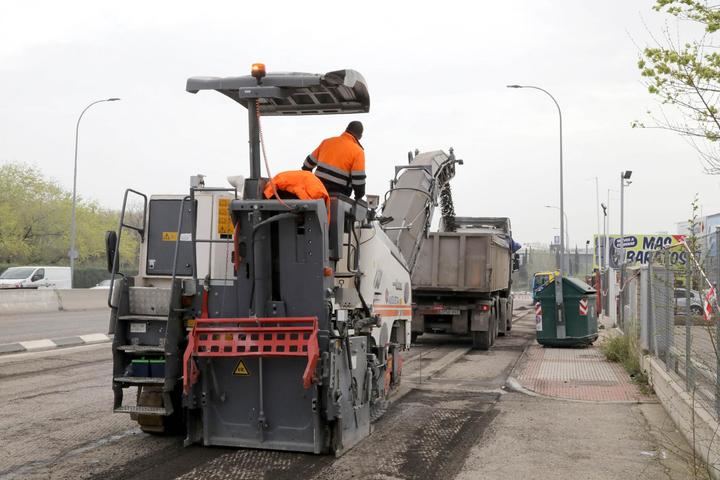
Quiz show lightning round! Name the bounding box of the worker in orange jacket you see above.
[302,121,366,199]
[263,170,331,220]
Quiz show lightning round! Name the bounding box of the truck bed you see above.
[411,228,511,293]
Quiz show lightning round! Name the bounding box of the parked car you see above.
[0,266,71,289]
[674,288,704,315]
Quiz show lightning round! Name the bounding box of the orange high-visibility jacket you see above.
[302,131,365,198]
[263,170,331,218]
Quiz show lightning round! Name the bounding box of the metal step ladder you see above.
[105,189,189,423]
[111,283,184,418]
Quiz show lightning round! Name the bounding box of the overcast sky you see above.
[2,0,717,247]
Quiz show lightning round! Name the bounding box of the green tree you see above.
[637,1,720,172]
[0,163,138,269]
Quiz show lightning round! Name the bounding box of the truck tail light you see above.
[480,304,490,312]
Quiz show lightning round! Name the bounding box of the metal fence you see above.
[625,229,720,419]
[512,248,594,291]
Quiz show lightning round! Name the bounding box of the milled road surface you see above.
[0,310,697,479]
[0,309,109,343]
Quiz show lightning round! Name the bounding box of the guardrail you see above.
[0,289,109,315]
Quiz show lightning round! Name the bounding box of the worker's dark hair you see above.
[346,121,363,139]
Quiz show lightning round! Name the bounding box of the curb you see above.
[0,333,112,355]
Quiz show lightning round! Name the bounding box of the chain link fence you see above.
[625,229,720,420]
[512,247,594,291]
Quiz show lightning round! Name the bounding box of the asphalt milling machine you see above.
[105,65,461,455]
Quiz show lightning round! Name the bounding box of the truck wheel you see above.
[498,299,508,337]
[472,330,491,350]
[490,304,497,346]
[507,298,513,331]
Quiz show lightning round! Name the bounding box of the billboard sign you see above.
[593,234,687,269]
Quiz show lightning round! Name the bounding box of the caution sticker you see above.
[579,297,588,316]
[217,198,234,236]
[233,360,250,376]
[162,232,192,242]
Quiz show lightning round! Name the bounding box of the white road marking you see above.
[79,333,110,343]
[18,339,56,350]
[0,342,110,363]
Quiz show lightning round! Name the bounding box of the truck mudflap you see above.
[470,303,492,331]
[183,316,320,394]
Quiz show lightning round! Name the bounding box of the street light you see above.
[69,97,121,288]
[619,170,633,329]
[600,202,608,267]
[606,188,619,269]
[508,84,567,338]
[544,205,569,255]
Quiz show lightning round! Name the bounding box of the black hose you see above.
[351,225,371,317]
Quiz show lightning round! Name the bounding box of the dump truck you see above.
[105,65,461,454]
[411,217,518,350]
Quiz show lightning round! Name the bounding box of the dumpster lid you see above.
[536,276,596,298]
[563,276,596,294]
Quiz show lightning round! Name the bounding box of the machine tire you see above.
[472,330,491,350]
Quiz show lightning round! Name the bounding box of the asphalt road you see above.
[0,309,109,344]
[0,316,525,480]
[0,311,696,479]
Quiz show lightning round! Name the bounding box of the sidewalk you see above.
[515,342,652,403]
[456,314,705,480]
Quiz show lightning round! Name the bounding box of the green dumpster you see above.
[535,276,598,347]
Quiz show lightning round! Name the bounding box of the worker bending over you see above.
[302,121,366,199]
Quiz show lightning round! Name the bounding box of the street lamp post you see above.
[594,177,600,250]
[545,205,569,259]
[601,202,608,266]
[606,188,619,269]
[70,98,120,287]
[619,170,633,329]
[601,201,608,312]
[508,84,566,338]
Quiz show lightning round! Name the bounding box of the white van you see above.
[0,266,72,289]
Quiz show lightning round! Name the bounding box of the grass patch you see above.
[600,334,652,394]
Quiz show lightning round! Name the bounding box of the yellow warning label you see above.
[233,360,250,376]
[162,231,178,242]
[217,198,234,236]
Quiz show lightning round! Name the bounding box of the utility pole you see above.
[70,97,121,288]
[619,171,632,330]
[508,84,566,338]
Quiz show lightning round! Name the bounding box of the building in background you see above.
[676,211,720,257]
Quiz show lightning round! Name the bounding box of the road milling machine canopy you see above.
[106,65,460,455]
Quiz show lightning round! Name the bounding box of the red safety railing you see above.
[183,317,319,394]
